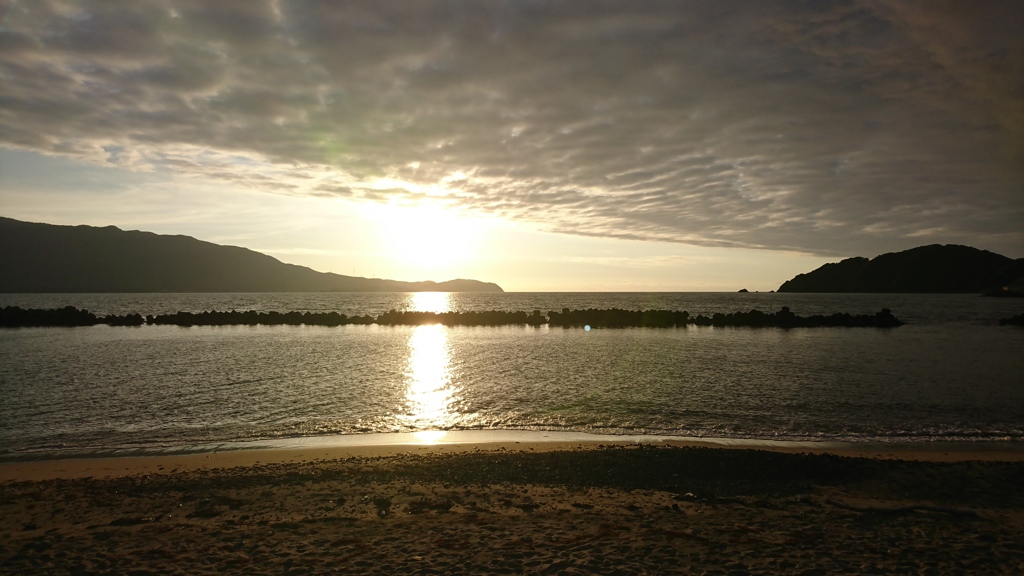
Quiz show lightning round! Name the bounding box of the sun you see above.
[372,202,482,269]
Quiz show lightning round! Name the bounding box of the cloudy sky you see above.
[1,0,1021,291]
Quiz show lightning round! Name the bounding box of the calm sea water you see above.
[1,292,1022,458]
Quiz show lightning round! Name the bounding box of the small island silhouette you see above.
[778,244,1024,294]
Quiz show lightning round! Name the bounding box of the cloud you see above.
[1,0,1021,256]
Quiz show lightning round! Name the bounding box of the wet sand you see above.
[2,443,1023,574]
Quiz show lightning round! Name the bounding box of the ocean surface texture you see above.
[2,292,1022,458]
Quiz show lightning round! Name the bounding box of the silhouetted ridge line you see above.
[0,216,503,293]
[1,306,904,328]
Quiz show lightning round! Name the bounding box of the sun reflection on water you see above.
[408,291,452,313]
[402,323,458,442]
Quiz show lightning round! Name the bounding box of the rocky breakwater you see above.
[0,305,143,327]
[2,306,904,329]
[546,308,691,328]
[687,307,904,328]
[376,309,548,327]
[545,307,902,328]
[143,310,375,327]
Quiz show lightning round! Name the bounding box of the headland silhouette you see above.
[0,217,503,293]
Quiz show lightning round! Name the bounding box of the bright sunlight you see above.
[371,202,483,270]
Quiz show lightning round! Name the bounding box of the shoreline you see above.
[4,430,1023,482]
[3,442,1023,574]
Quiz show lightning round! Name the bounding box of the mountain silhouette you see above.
[0,217,503,293]
[778,244,1024,293]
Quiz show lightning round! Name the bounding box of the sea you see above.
[1,292,1022,460]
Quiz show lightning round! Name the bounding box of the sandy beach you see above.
[2,443,1023,575]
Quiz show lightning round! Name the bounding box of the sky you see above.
[1,0,1021,292]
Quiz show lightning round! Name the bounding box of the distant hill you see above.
[0,217,503,293]
[778,244,1024,293]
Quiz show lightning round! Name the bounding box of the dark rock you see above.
[0,305,98,327]
[778,244,1024,293]
[1,306,904,329]
[998,313,1024,326]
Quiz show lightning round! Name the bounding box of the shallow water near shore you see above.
[1,292,1022,459]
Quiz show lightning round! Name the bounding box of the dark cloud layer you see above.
[2,0,1021,256]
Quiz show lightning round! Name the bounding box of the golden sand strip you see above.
[2,443,1023,575]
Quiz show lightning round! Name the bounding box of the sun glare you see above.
[402,324,458,438]
[409,291,452,313]
[373,203,482,269]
